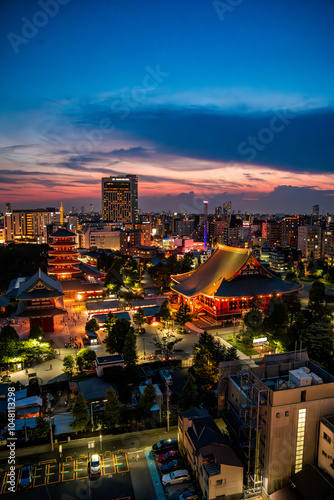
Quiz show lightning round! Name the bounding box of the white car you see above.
[162,469,190,486]
[90,454,101,475]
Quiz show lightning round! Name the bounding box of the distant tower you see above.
[81,206,84,213]
[89,203,93,213]
[60,201,65,228]
[204,200,208,251]
[215,206,222,217]
[5,203,12,214]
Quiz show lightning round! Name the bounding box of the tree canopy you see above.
[71,393,88,431]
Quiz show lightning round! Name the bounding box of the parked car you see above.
[178,492,198,500]
[170,492,198,500]
[152,438,178,453]
[162,469,190,486]
[160,459,184,473]
[19,464,32,488]
[158,450,179,463]
[89,454,101,476]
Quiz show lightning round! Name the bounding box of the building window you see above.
[323,432,332,444]
[295,408,306,473]
[216,479,222,485]
[285,411,289,417]
[301,390,306,402]
[322,450,328,458]
[276,412,280,418]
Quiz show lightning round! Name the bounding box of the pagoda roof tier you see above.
[48,250,79,256]
[14,269,64,299]
[48,259,80,265]
[50,228,76,238]
[49,241,76,247]
[16,307,66,318]
[171,244,302,298]
[48,267,81,274]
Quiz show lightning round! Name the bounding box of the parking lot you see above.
[150,439,198,500]
[0,450,133,499]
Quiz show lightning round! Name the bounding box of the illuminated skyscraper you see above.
[102,175,138,223]
[203,200,208,251]
[223,201,231,215]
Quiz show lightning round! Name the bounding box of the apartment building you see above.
[178,408,243,500]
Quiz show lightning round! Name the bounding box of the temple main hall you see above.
[171,245,302,322]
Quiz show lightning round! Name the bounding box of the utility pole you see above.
[24,412,28,443]
[90,402,94,431]
[166,379,172,432]
[49,416,54,452]
[143,338,146,360]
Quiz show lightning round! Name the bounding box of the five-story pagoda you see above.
[48,202,81,281]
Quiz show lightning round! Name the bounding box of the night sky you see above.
[1,0,334,213]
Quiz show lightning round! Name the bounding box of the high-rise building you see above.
[298,225,322,259]
[223,201,231,215]
[4,208,55,243]
[313,204,320,218]
[215,206,222,216]
[5,203,11,214]
[102,175,138,223]
[282,215,306,248]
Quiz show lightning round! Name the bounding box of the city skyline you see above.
[1,0,334,213]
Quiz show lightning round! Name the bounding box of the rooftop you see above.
[96,354,124,365]
[171,244,302,298]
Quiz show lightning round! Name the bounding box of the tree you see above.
[85,318,99,332]
[71,393,88,432]
[33,416,49,439]
[308,280,326,319]
[104,388,120,428]
[180,253,194,273]
[29,325,45,340]
[159,299,171,326]
[75,348,96,373]
[0,324,19,343]
[174,302,192,333]
[140,382,156,415]
[179,374,198,411]
[191,331,238,389]
[63,355,75,378]
[151,332,181,361]
[103,312,116,336]
[123,329,138,366]
[299,316,333,369]
[105,318,132,354]
[133,308,145,332]
[27,377,41,397]
[262,293,289,342]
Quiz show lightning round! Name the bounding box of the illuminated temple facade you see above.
[171,245,302,321]
[7,269,66,332]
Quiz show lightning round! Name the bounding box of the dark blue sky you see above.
[0,0,334,212]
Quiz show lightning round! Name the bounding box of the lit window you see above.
[295,409,306,473]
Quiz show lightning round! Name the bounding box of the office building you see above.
[102,175,138,223]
